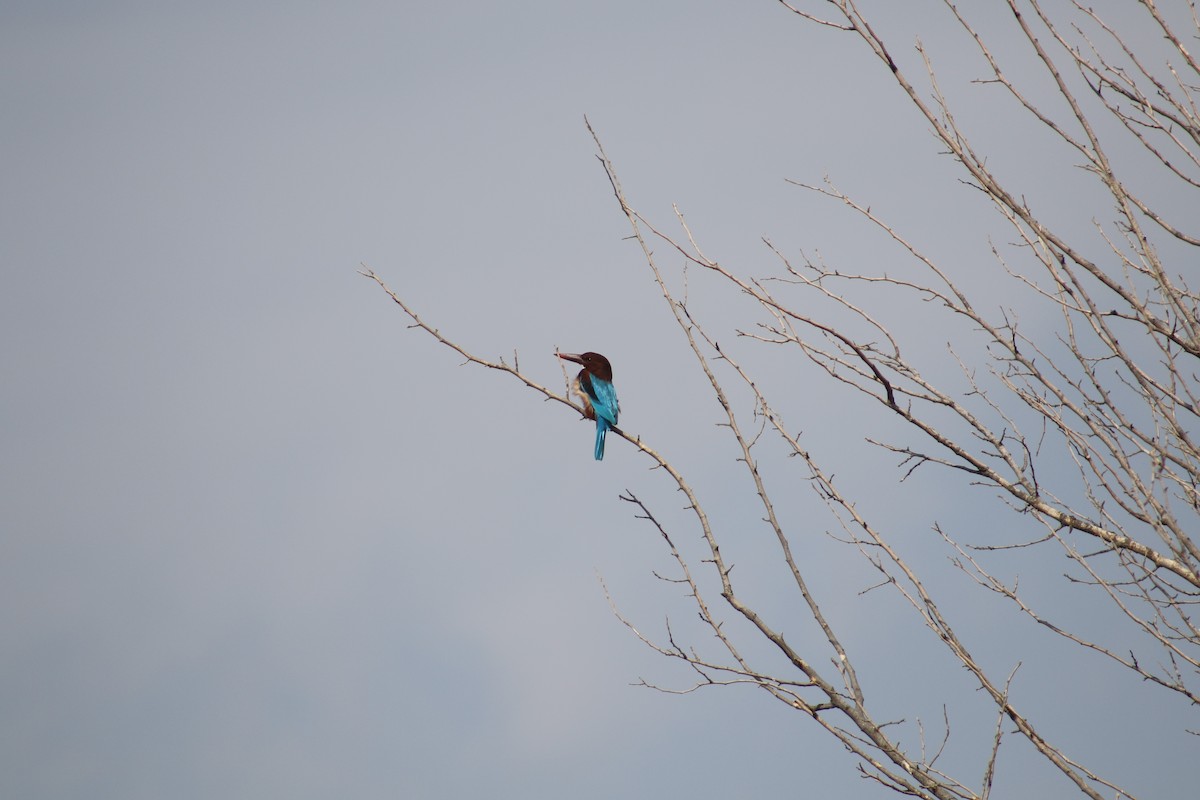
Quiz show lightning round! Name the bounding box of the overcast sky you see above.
[1,2,1192,798]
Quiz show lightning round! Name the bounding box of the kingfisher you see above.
[557,351,619,460]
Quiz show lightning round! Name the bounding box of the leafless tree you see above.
[365,2,1198,797]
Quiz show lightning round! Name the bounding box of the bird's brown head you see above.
[556,351,613,381]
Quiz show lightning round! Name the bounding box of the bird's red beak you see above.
[556,352,585,366]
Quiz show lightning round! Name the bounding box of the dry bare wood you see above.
[367,3,1197,797]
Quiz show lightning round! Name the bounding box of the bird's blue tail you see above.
[594,418,609,461]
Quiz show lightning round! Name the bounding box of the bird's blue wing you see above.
[589,378,619,427]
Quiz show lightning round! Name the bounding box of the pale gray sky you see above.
[1,2,1192,798]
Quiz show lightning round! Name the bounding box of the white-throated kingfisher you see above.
[557,351,619,460]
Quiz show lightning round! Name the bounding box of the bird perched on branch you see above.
[557,351,619,460]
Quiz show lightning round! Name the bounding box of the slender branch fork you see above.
[584,116,1131,800]
[365,2,1197,797]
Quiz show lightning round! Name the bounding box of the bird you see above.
[557,351,619,460]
